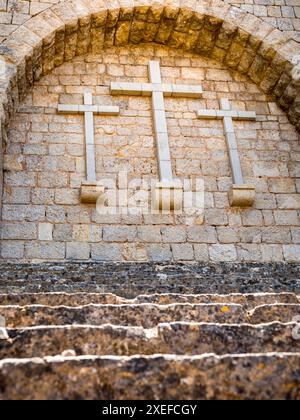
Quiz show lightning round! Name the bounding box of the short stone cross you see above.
[197,98,257,207]
[58,91,120,203]
[110,61,203,210]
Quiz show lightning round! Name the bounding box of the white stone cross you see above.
[197,98,257,206]
[197,98,256,185]
[110,61,203,184]
[58,91,120,183]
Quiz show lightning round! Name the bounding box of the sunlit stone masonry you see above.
[0,0,299,263]
[1,44,300,263]
[0,0,300,402]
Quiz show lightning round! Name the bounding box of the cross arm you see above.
[172,84,202,98]
[197,109,223,120]
[197,109,256,120]
[110,82,144,96]
[197,110,239,119]
[141,83,202,98]
[233,111,256,121]
[58,104,119,115]
[96,105,120,116]
[110,82,202,98]
[58,104,80,114]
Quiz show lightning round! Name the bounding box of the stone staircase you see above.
[0,263,300,400]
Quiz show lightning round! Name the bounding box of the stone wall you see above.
[1,45,300,262]
[225,0,300,43]
[0,0,299,43]
[0,0,60,40]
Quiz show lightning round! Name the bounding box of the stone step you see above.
[0,263,299,296]
[250,304,300,324]
[0,303,246,328]
[0,353,299,399]
[0,293,124,306]
[1,302,300,328]
[135,293,300,307]
[0,292,298,308]
[1,322,299,359]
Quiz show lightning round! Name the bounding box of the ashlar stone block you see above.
[38,223,53,241]
[91,244,122,261]
[209,244,238,262]
[283,245,300,262]
[1,241,25,259]
[147,244,172,262]
[172,244,194,261]
[66,242,90,260]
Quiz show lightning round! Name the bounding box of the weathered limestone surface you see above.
[2,300,300,327]
[0,354,299,400]
[250,303,300,324]
[0,3,300,397]
[1,303,247,328]
[0,1,299,236]
[0,0,298,131]
[0,291,298,307]
[1,45,300,263]
[1,322,299,359]
[0,1,299,45]
[0,262,299,400]
[0,262,300,295]
[1,262,298,293]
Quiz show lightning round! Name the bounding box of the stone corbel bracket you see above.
[229,184,256,208]
[80,181,105,204]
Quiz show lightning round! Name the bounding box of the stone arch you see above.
[0,0,299,142]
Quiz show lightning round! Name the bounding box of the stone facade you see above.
[1,44,300,262]
[1,2,300,402]
[225,0,300,43]
[0,0,300,263]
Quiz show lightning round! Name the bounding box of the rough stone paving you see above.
[0,262,299,400]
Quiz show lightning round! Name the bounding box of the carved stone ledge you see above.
[229,184,256,208]
[152,181,183,212]
[80,181,105,204]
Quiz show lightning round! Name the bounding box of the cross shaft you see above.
[58,91,120,183]
[197,98,256,186]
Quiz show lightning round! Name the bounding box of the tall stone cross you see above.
[110,61,203,210]
[197,98,257,207]
[58,91,120,203]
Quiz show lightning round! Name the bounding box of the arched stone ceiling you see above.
[0,0,299,140]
